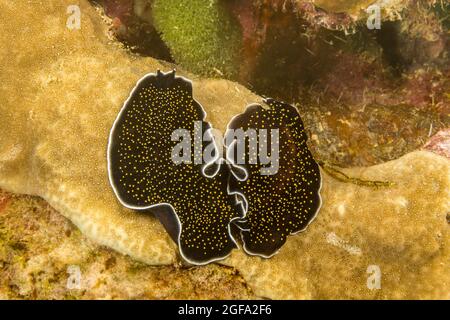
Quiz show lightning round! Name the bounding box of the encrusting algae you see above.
[0,189,253,299]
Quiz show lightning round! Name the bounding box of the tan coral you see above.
[0,0,448,299]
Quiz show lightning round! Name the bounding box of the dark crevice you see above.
[375,21,410,76]
[89,0,173,61]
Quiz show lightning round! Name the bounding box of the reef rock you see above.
[0,190,253,299]
[133,0,449,167]
[0,0,448,299]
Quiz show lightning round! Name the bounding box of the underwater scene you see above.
[0,0,448,301]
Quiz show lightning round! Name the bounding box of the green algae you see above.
[152,0,242,78]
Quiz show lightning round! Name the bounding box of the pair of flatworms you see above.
[107,70,322,265]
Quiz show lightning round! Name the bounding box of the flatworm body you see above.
[227,99,322,257]
[107,70,242,265]
[108,71,322,264]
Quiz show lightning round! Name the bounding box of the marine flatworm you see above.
[108,70,322,264]
[226,99,322,257]
[107,70,243,265]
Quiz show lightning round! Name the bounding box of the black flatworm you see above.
[107,70,243,265]
[226,99,322,257]
[108,70,322,264]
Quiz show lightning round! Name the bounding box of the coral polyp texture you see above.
[0,0,449,299]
